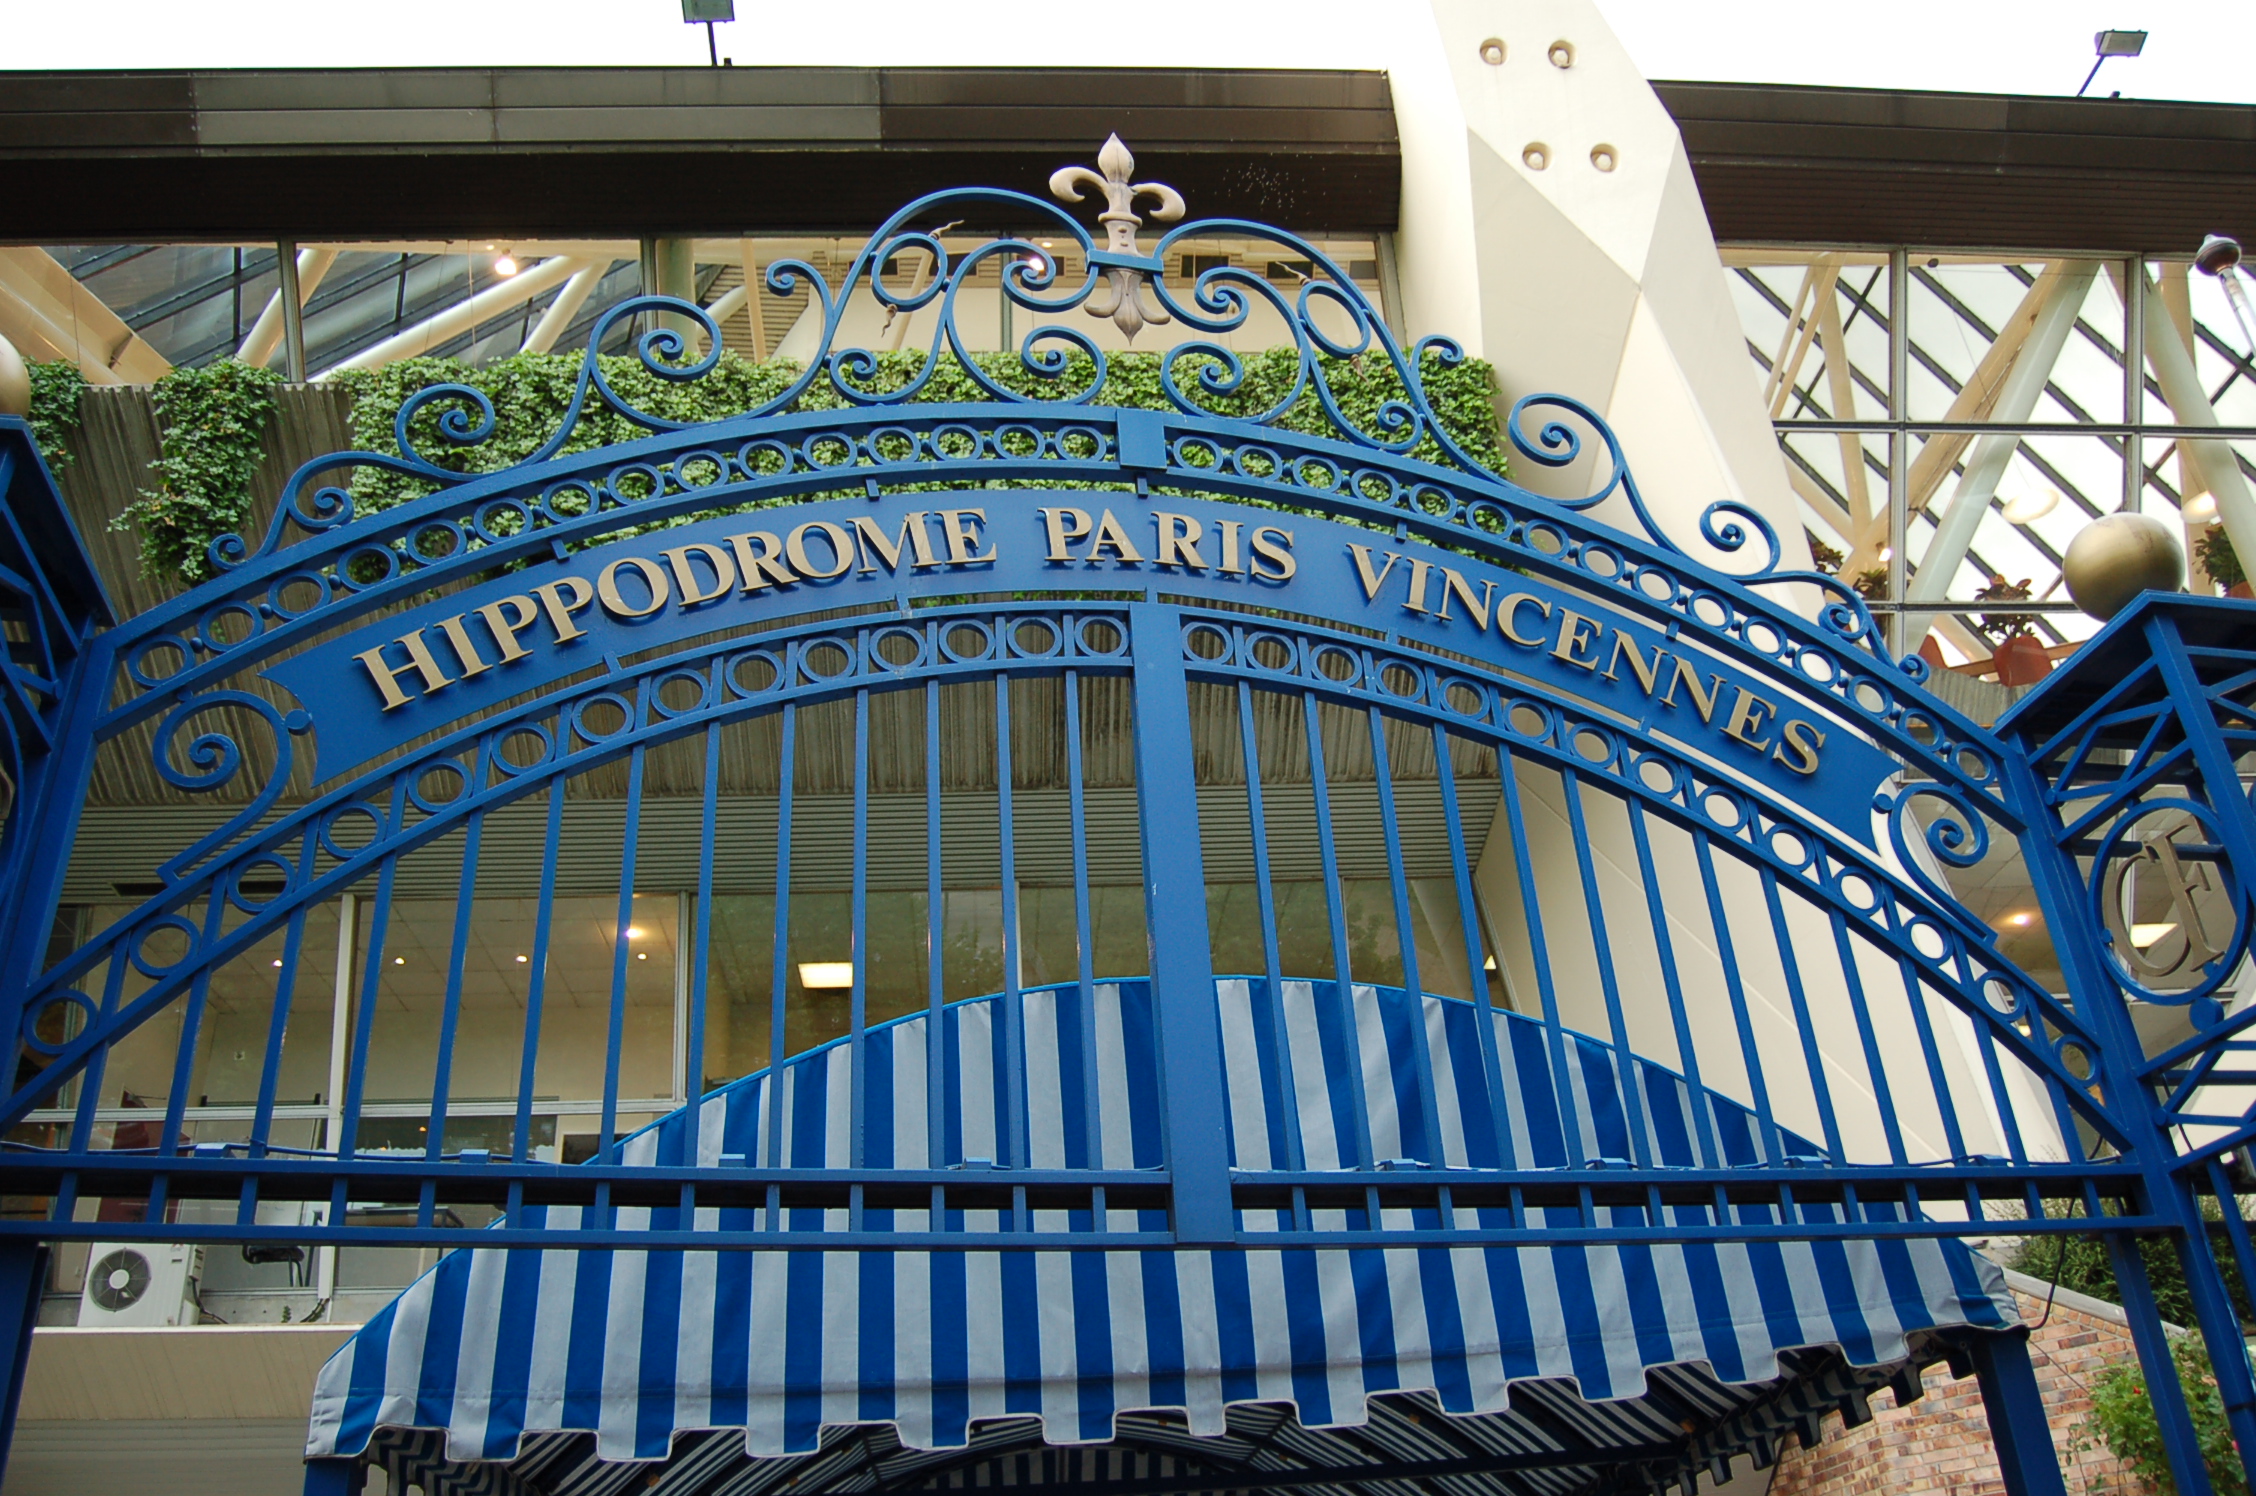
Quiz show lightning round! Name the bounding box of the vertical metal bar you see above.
[2108,1233,2220,1496]
[1892,957,1971,1164]
[1558,767,1652,1166]
[340,827,404,1162]
[1757,869,1844,1163]
[1970,1019,2034,1166]
[1129,604,1234,1243]
[149,891,230,1222]
[1242,684,1305,1177]
[1067,668,1106,1176]
[1887,245,1910,657]
[1822,914,1907,1166]
[1623,801,1717,1169]
[0,1242,50,1494]
[849,688,872,1185]
[1492,747,1585,1160]
[766,702,798,1198]
[247,894,313,1162]
[1960,1329,2071,1496]
[1365,703,1446,1164]
[925,677,946,1189]
[994,673,1027,1173]
[317,891,353,1292]
[64,937,130,1161]
[1302,687,1376,1169]
[684,722,722,1174]
[425,809,485,1169]
[2124,255,2146,514]
[511,778,566,1175]
[600,743,647,1170]
[1690,837,1784,1164]
[673,890,690,1107]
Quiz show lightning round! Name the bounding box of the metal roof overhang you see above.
[4,69,2256,249]
[0,67,1401,239]
[1656,80,2256,253]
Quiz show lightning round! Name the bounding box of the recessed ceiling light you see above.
[515,955,529,963]
[2007,913,2032,927]
[624,926,646,939]
[637,952,648,961]
[394,956,405,965]
[799,961,853,989]
[272,958,283,967]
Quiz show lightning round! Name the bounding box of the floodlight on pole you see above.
[2077,29,2147,96]
[681,0,734,67]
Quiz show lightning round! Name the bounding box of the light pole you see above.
[680,0,734,67]
[2078,29,2147,96]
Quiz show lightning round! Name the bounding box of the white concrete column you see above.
[1388,0,1807,576]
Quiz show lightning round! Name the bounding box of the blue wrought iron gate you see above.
[2,143,2253,1494]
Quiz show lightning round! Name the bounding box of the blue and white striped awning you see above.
[307,980,2018,1483]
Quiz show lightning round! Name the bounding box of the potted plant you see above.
[2197,524,2250,598]
[1973,575,2050,684]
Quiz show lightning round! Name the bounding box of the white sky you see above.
[3,0,2252,105]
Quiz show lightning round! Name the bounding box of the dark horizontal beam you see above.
[0,1154,2160,1251]
[0,67,1400,238]
[1658,80,2256,253]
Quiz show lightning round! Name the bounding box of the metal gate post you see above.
[0,1241,49,1490]
[2106,1232,2222,1495]
[2144,608,2256,1486]
[1999,744,2223,1496]
[1960,1329,2069,1496]
[302,1457,358,1494]
[1128,603,1235,1245]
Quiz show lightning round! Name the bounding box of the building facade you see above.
[4,5,2256,1494]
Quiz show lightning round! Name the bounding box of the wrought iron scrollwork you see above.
[1505,391,1915,682]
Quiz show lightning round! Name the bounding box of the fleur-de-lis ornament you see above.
[1049,135,1186,342]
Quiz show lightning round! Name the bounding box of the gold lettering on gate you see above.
[1338,542,1830,775]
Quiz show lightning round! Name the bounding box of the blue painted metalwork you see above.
[2,150,2252,1490]
[1998,595,2256,1494]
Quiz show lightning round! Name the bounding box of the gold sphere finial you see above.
[2062,512,2185,621]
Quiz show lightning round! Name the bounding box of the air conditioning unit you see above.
[78,1242,203,1327]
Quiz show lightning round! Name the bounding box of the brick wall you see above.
[1768,1284,2150,1495]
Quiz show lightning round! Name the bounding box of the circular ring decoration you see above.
[407,758,472,815]
[569,693,638,745]
[649,668,715,719]
[938,620,996,665]
[2087,798,2250,1006]
[130,914,202,979]
[22,989,99,1058]
[318,803,388,861]
[226,854,296,914]
[728,650,785,697]
[493,724,557,776]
